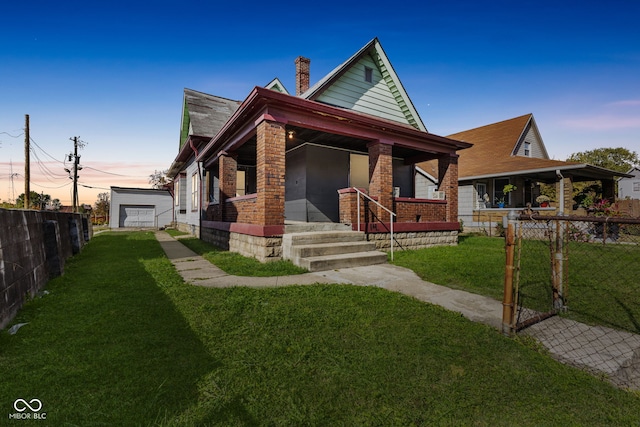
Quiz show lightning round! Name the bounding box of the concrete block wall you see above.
[368,230,458,251]
[0,209,91,329]
[201,226,282,262]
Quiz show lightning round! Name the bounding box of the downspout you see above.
[556,169,564,216]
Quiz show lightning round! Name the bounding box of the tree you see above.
[93,192,110,224]
[16,191,51,210]
[567,147,639,205]
[567,147,639,173]
[149,169,169,189]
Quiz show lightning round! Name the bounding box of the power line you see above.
[29,137,65,164]
[0,131,23,138]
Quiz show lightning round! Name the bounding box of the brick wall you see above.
[339,189,448,225]
[395,198,447,222]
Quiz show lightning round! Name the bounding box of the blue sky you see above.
[1,0,639,205]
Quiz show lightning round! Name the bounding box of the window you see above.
[191,172,198,211]
[476,183,488,208]
[634,181,640,192]
[524,142,531,157]
[364,66,373,83]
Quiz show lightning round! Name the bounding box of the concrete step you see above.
[291,240,377,259]
[284,222,352,233]
[283,230,365,246]
[300,251,388,272]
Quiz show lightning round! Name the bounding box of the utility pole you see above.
[24,114,30,209]
[71,136,80,213]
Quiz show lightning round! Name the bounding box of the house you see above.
[418,114,627,231]
[109,187,173,229]
[618,167,640,199]
[167,38,472,265]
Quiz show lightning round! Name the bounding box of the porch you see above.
[197,87,470,262]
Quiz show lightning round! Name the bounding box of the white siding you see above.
[109,188,173,229]
[458,185,475,221]
[174,159,202,229]
[415,173,437,199]
[315,55,412,126]
[618,168,640,199]
[515,126,546,159]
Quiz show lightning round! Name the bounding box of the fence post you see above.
[502,210,517,336]
[551,219,566,310]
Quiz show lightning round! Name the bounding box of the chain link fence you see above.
[504,214,640,389]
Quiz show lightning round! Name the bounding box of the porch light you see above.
[287,130,295,139]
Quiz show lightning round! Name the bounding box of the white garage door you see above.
[119,205,155,228]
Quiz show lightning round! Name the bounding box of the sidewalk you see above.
[155,231,639,390]
[155,231,504,329]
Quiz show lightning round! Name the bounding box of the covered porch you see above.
[198,87,470,261]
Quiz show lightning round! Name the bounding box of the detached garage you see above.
[109,187,173,229]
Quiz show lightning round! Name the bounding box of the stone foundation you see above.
[201,226,283,262]
[367,230,458,251]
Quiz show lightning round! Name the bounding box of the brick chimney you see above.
[295,56,310,96]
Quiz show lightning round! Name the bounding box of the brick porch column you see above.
[438,153,459,223]
[256,119,285,226]
[219,152,237,221]
[368,141,394,220]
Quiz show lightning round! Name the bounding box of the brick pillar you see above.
[555,174,574,214]
[219,152,237,221]
[368,141,394,220]
[438,153,459,223]
[256,120,286,226]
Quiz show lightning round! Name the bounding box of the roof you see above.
[181,89,241,141]
[197,86,472,166]
[445,114,558,177]
[418,114,630,183]
[300,38,427,132]
[110,186,171,194]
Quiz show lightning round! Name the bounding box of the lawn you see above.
[1,232,638,425]
[392,235,640,333]
[178,237,307,276]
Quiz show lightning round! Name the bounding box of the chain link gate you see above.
[502,213,640,389]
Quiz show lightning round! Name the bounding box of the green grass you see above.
[165,228,189,237]
[392,235,640,333]
[392,235,507,300]
[1,232,638,425]
[178,237,308,276]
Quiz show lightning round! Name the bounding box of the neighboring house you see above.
[618,167,640,199]
[418,114,627,230]
[109,187,173,229]
[167,37,472,261]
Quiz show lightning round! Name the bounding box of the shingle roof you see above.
[446,114,578,178]
[183,89,241,139]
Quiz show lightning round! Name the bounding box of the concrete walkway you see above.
[155,231,639,390]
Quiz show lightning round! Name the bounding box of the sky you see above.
[1,0,639,206]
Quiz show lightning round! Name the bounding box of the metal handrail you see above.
[352,187,397,261]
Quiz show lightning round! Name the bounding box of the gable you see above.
[179,89,241,149]
[315,53,414,126]
[265,78,289,94]
[304,38,427,131]
[512,117,549,159]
